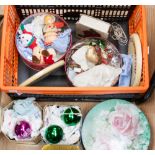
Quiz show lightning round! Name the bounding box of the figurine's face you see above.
[43,24,55,33]
[44,15,55,25]
[19,33,32,47]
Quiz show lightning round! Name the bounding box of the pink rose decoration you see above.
[109,104,139,139]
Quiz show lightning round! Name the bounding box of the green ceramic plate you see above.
[82,99,151,150]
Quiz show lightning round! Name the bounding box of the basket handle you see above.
[19,60,65,86]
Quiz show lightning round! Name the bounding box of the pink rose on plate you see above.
[109,104,139,139]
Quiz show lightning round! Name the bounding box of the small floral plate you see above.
[82,99,151,150]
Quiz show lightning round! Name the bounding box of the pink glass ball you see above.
[14,120,32,139]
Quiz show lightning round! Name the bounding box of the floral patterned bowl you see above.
[82,99,151,150]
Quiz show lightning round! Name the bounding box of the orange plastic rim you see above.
[0,5,149,95]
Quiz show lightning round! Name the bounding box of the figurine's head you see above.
[19,33,34,48]
[44,15,55,25]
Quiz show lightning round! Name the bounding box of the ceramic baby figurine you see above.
[43,15,64,46]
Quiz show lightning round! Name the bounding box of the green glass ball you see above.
[62,107,81,126]
[45,125,63,144]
